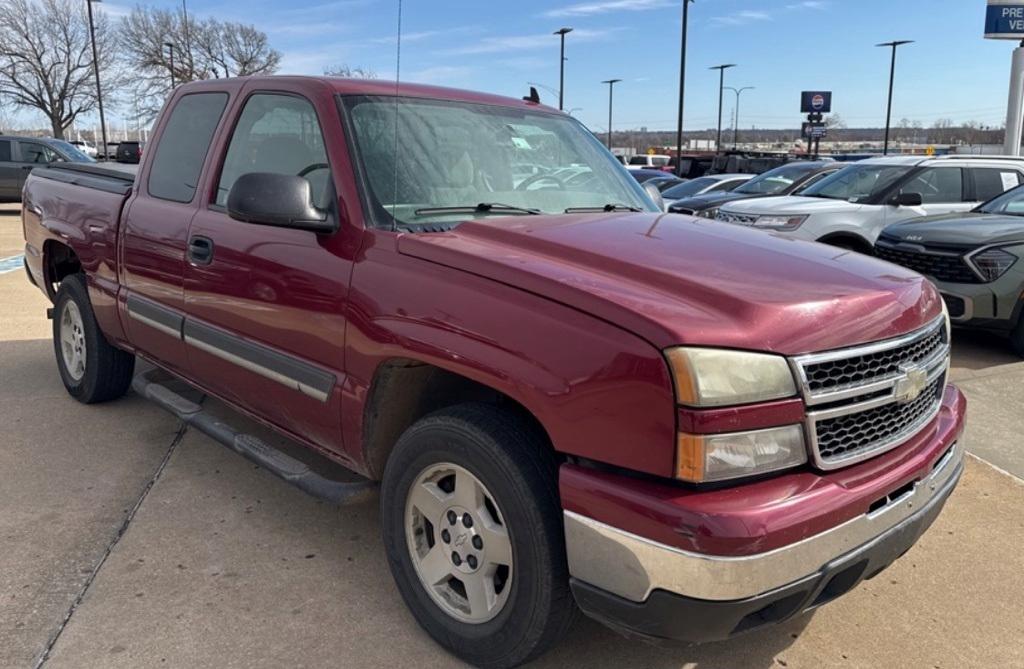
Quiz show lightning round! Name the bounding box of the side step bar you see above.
[132,369,376,505]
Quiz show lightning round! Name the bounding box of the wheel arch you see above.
[42,239,82,299]
[360,357,555,480]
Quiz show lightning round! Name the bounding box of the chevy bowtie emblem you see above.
[893,363,928,404]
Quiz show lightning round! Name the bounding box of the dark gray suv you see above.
[0,136,94,200]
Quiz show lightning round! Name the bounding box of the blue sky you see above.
[87,0,1016,132]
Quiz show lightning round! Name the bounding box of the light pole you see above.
[554,27,572,111]
[164,42,176,90]
[724,86,754,149]
[876,40,913,155]
[181,0,191,79]
[86,0,108,160]
[709,64,736,154]
[601,79,622,149]
[675,0,694,175]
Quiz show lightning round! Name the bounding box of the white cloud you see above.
[710,10,772,26]
[407,65,476,85]
[544,0,673,18]
[442,28,615,55]
[786,1,827,8]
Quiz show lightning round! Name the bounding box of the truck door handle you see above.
[188,236,214,265]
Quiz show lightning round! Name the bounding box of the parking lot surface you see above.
[2,201,1023,668]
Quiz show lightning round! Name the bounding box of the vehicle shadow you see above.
[949,327,1022,374]
[536,613,809,668]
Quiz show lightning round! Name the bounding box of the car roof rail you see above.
[933,154,1024,162]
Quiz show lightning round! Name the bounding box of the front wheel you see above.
[53,274,135,403]
[380,404,577,668]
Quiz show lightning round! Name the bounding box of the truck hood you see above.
[397,213,939,355]
[881,212,1024,247]
[721,195,865,216]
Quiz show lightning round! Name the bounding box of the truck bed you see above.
[29,162,136,195]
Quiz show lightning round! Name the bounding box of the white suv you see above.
[714,156,1024,251]
[627,154,671,171]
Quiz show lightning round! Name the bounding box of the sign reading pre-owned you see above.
[986,0,1024,39]
[800,91,832,114]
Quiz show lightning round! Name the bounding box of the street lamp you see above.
[876,40,913,155]
[86,0,108,160]
[709,64,736,154]
[554,27,573,111]
[724,86,754,149]
[675,0,695,176]
[601,79,622,149]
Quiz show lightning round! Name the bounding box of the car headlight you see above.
[698,207,719,219]
[676,424,807,482]
[967,247,1017,282]
[752,214,807,231]
[664,347,797,407]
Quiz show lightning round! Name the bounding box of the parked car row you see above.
[21,77,966,669]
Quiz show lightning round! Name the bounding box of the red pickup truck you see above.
[21,76,965,668]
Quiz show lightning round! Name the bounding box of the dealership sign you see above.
[986,1,1024,39]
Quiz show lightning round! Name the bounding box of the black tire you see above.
[52,274,135,403]
[1010,318,1024,358]
[380,403,577,669]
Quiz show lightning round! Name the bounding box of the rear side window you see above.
[148,92,228,203]
[20,142,57,163]
[974,168,1021,202]
[899,167,964,204]
[628,156,647,165]
[0,140,11,162]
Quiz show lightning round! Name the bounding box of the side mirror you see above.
[642,181,667,212]
[227,172,335,233]
[894,191,923,207]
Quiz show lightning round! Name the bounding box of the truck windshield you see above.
[340,95,655,228]
[799,164,910,203]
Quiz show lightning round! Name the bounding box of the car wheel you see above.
[53,274,135,403]
[380,403,577,669]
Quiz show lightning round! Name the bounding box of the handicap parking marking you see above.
[0,254,25,274]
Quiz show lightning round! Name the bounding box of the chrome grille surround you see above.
[791,317,949,470]
[715,211,757,225]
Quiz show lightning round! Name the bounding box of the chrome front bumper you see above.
[565,439,963,603]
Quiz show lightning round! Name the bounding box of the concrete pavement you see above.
[2,202,1023,668]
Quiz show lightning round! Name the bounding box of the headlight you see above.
[752,214,807,231]
[698,207,719,219]
[664,347,797,407]
[676,424,807,482]
[967,247,1017,282]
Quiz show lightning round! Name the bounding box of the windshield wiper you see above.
[414,202,540,217]
[564,203,643,213]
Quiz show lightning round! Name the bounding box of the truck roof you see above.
[179,75,561,113]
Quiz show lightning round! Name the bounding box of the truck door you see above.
[120,91,230,375]
[183,87,352,457]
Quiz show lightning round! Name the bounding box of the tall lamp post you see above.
[164,42,176,90]
[675,0,694,175]
[709,64,736,154]
[86,0,108,161]
[876,40,913,155]
[601,79,622,149]
[724,86,754,149]
[554,27,573,111]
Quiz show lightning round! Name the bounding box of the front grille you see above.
[793,318,949,469]
[875,241,979,284]
[815,378,943,462]
[715,211,756,225]
[804,327,944,393]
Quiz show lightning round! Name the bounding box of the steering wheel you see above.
[516,174,566,191]
[297,163,329,177]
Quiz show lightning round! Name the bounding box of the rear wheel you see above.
[380,403,576,668]
[53,274,134,403]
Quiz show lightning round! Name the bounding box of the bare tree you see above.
[323,65,378,79]
[0,0,120,138]
[120,7,280,119]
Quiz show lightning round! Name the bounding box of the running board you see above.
[132,369,376,505]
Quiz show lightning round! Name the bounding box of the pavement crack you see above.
[32,414,193,668]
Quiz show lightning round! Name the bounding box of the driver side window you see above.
[216,93,329,208]
[21,142,57,164]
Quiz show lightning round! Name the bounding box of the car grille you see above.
[814,378,943,462]
[875,240,979,284]
[715,211,757,225]
[792,318,949,469]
